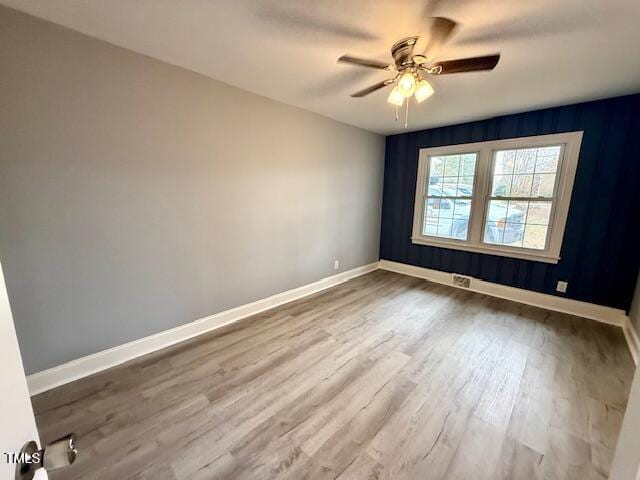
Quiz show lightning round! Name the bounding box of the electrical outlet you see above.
[556,281,568,293]
[452,274,472,288]
[334,260,339,270]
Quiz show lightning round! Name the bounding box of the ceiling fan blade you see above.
[350,79,395,97]
[423,17,458,57]
[416,17,458,58]
[431,54,500,74]
[338,55,392,70]
[422,0,447,17]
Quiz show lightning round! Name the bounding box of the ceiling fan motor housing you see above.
[391,37,419,67]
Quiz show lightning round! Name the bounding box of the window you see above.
[411,132,583,263]
[423,153,477,241]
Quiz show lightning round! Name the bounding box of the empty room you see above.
[1,1,640,479]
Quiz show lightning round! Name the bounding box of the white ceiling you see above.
[3,0,640,134]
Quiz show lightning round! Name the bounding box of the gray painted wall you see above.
[0,6,385,374]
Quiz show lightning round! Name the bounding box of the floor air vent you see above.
[452,274,472,288]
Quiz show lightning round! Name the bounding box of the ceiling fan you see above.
[338,17,500,126]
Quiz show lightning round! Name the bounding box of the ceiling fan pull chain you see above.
[405,98,410,128]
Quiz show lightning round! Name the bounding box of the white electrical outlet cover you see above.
[556,281,568,293]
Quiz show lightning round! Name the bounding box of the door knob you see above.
[15,434,77,480]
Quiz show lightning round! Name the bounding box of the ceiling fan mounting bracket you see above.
[398,62,418,73]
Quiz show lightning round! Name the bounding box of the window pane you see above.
[514,148,537,174]
[483,199,552,249]
[423,199,470,240]
[485,144,562,250]
[535,147,561,173]
[485,200,510,244]
[484,200,526,246]
[452,199,470,240]
[494,150,515,175]
[491,175,511,197]
[485,220,525,246]
[462,155,476,176]
[523,224,548,250]
[504,223,524,247]
[532,173,556,197]
[510,174,534,197]
[438,198,454,219]
[491,145,562,200]
[422,152,477,241]
[484,221,505,244]
[442,177,460,194]
[430,156,444,177]
[436,218,453,237]
[427,175,443,196]
[423,199,438,236]
[486,199,508,219]
[428,153,477,197]
[526,201,552,225]
[444,155,461,176]
[506,200,529,224]
[443,155,460,177]
[458,176,474,195]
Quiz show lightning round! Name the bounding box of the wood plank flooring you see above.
[32,270,635,479]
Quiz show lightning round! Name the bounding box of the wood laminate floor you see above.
[32,271,635,480]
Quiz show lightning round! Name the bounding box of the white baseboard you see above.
[27,262,379,396]
[379,260,638,362]
[379,260,628,326]
[28,258,636,395]
[623,318,640,366]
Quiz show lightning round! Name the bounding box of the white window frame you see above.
[411,132,583,264]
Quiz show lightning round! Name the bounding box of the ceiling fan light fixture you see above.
[387,86,404,106]
[398,72,416,97]
[414,79,434,103]
[338,17,500,128]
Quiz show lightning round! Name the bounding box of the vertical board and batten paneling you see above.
[380,94,640,311]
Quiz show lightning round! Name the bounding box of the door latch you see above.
[15,434,77,480]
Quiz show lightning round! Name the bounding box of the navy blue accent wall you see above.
[380,94,640,311]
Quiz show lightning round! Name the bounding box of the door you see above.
[609,366,640,480]
[0,260,47,479]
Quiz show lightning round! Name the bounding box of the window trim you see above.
[411,132,584,264]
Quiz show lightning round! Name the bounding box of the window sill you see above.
[410,236,560,264]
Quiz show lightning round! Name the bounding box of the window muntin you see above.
[411,133,583,264]
[483,146,562,250]
[423,153,477,241]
